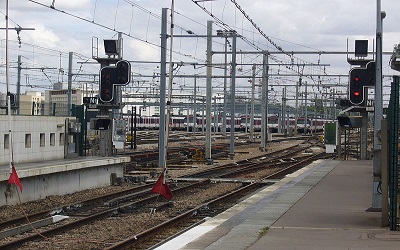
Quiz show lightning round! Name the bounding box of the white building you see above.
[0,115,67,165]
[44,89,84,116]
[19,91,44,115]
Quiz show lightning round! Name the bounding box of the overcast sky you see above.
[1,0,400,105]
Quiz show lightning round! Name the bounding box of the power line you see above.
[28,0,207,63]
[27,0,160,51]
[190,0,333,85]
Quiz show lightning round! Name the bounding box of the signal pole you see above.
[372,0,385,210]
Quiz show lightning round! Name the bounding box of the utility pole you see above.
[314,94,317,134]
[193,76,197,134]
[205,20,213,163]
[222,37,228,136]
[5,0,12,174]
[229,31,237,158]
[372,0,385,210]
[213,95,217,135]
[295,79,299,134]
[133,106,137,150]
[16,55,21,114]
[304,81,308,135]
[114,32,123,120]
[250,63,256,141]
[67,52,73,116]
[281,88,286,135]
[260,53,268,151]
[158,8,167,168]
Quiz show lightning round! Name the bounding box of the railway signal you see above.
[7,93,16,107]
[99,67,113,103]
[349,71,364,105]
[99,60,131,103]
[348,61,375,105]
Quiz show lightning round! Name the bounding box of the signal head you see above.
[349,68,366,105]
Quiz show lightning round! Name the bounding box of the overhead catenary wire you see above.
[5,0,370,105]
[190,0,342,87]
[28,0,209,64]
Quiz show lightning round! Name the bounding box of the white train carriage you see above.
[225,116,241,131]
[170,116,186,130]
[125,115,186,131]
[239,115,262,132]
[267,116,279,133]
[240,115,280,132]
[296,117,326,133]
[139,116,159,130]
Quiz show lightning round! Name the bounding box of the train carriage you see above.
[297,117,326,133]
[239,115,280,132]
[170,116,185,130]
[225,116,241,131]
[123,113,329,134]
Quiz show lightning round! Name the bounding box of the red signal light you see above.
[353,91,360,96]
[354,76,360,82]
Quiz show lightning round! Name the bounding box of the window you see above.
[4,134,9,149]
[25,134,31,148]
[50,133,55,146]
[59,133,65,146]
[40,133,45,147]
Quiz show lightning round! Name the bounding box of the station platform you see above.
[157,159,400,250]
[0,156,130,206]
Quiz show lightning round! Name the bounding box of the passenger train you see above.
[239,115,326,133]
[122,115,241,132]
[122,114,328,134]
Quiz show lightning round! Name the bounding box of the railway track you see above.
[122,134,313,171]
[0,181,213,249]
[0,184,155,235]
[105,152,333,250]
[179,137,316,179]
[0,136,331,249]
[105,181,262,250]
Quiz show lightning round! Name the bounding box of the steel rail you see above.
[0,181,208,250]
[0,184,154,231]
[104,153,332,250]
[104,180,263,250]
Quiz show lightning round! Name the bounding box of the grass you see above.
[258,226,269,238]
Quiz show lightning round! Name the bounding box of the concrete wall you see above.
[0,160,127,206]
[0,115,67,165]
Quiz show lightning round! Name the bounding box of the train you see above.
[239,116,326,133]
[122,115,240,132]
[122,114,328,134]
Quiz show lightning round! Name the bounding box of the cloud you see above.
[10,0,92,10]
[50,0,91,9]
[127,39,159,62]
[1,0,400,98]
[25,22,60,49]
